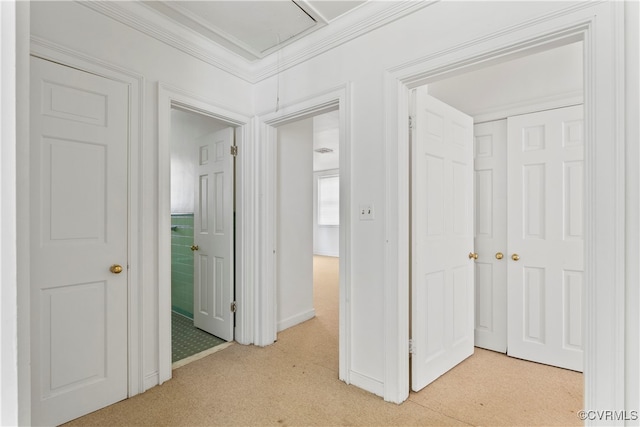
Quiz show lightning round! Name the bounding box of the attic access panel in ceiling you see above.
[144,1,318,59]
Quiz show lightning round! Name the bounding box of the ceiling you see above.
[142,1,367,61]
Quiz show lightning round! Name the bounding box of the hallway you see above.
[67,256,582,426]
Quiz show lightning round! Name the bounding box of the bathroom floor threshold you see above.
[172,341,235,370]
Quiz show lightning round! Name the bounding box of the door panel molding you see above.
[411,90,474,392]
[28,38,144,409]
[473,119,507,353]
[384,2,626,412]
[507,105,584,371]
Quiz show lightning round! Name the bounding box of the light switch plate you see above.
[359,204,375,220]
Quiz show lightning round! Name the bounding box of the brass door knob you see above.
[110,264,123,274]
[190,245,199,251]
[495,252,504,260]
[468,252,478,260]
[511,254,520,261]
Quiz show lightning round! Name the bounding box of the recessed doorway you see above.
[169,107,236,367]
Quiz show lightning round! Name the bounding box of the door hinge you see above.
[230,301,237,313]
[230,145,238,157]
[409,116,413,130]
[409,338,415,354]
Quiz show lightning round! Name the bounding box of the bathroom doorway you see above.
[170,106,236,366]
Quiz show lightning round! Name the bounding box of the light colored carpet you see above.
[66,255,583,426]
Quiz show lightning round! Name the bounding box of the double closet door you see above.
[473,105,584,372]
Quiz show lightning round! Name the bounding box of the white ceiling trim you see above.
[252,1,437,82]
[79,1,254,82]
[148,1,329,61]
[78,0,435,84]
[153,1,267,60]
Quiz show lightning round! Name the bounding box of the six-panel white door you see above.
[30,56,129,425]
[473,120,508,353]
[411,89,475,391]
[193,127,235,341]
[507,105,584,372]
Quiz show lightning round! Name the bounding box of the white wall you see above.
[313,170,340,257]
[29,0,253,391]
[312,111,340,257]
[170,109,228,214]
[276,118,315,332]
[253,1,635,396]
[5,0,635,417]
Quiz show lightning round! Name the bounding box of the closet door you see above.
[473,120,507,353]
[411,89,474,391]
[30,56,129,426]
[506,105,584,372]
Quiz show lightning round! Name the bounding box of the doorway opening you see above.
[274,109,340,343]
[169,106,236,367]
[407,40,584,422]
[257,85,350,383]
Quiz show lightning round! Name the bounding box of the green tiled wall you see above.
[171,214,194,319]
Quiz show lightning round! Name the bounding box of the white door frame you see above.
[157,83,252,384]
[25,37,144,408]
[383,2,626,413]
[255,84,351,384]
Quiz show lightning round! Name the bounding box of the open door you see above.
[193,127,235,341]
[411,88,474,391]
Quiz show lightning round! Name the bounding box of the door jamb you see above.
[157,82,252,385]
[255,83,352,385]
[27,37,144,397]
[384,3,626,411]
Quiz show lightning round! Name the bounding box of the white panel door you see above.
[411,89,474,392]
[30,56,129,425]
[193,127,234,341]
[473,120,508,353]
[507,105,584,372]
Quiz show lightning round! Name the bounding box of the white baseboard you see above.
[313,250,339,257]
[143,371,159,392]
[349,370,384,398]
[277,309,316,332]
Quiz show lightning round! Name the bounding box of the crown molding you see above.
[78,1,435,84]
[79,0,255,83]
[252,1,437,82]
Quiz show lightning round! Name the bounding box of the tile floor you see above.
[171,311,226,363]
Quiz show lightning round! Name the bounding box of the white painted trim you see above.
[251,1,437,82]
[624,0,640,413]
[15,3,29,423]
[256,83,352,384]
[143,372,159,392]
[349,371,384,399]
[0,2,19,425]
[234,122,255,346]
[384,2,627,415]
[79,1,253,83]
[471,90,583,124]
[28,39,145,400]
[313,251,339,258]
[76,0,435,84]
[277,309,316,333]
[157,82,252,385]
